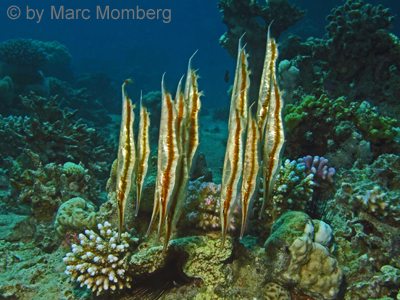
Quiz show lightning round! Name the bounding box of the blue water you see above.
[0,0,398,108]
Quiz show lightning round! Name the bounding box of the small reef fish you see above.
[116,80,136,242]
[135,93,150,217]
[224,70,229,83]
[220,35,250,249]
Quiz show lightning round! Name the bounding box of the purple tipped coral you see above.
[298,155,335,187]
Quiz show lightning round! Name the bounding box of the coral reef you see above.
[180,181,240,232]
[298,155,335,187]
[54,197,97,236]
[284,94,399,159]
[321,0,394,81]
[264,282,291,300]
[63,222,136,296]
[47,77,112,126]
[279,0,400,125]
[255,159,315,228]
[325,153,400,299]
[173,235,234,297]
[0,76,14,108]
[278,59,300,103]
[326,131,373,170]
[0,92,113,180]
[7,151,101,221]
[0,241,79,300]
[0,39,48,68]
[38,41,73,81]
[218,0,305,99]
[335,153,400,221]
[263,211,343,300]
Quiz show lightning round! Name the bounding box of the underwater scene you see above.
[0,0,400,299]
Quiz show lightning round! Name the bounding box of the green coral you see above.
[62,162,86,177]
[284,104,307,131]
[284,94,398,144]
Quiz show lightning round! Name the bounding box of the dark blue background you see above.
[0,0,398,108]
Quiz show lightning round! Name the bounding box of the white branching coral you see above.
[63,221,136,295]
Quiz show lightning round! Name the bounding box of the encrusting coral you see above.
[63,221,137,296]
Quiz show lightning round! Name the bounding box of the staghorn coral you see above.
[54,197,97,236]
[180,181,240,232]
[63,221,137,296]
[256,159,314,227]
[47,77,112,126]
[0,39,48,68]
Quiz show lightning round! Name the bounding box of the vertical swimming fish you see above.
[240,103,260,238]
[260,75,285,218]
[135,93,151,216]
[116,80,136,242]
[220,36,250,249]
[163,76,185,257]
[146,74,179,246]
[164,53,202,256]
[257,23,277,141]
